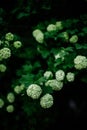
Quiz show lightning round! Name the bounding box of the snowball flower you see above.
[32,29,43,38]
[55,70,65,81]
[20,84,25,91]
[26,84,42,99]
[7,92,15,103]
[69,35,78,43]
[45,79,63,91]
[43,71,53,80]
[32,29,44,43]
[0,98,4,108]
[74,55,87,70]
[5,32,14,41]
[0,64,7,72]
[55,21,63,30]
[35,33,44,43]
[47,24,57,32]
[0,47,11,60]
[6,105,14,113]
[14,85,22,94]
[13,41,22,48]
[66,72,75,82]
[40,93,53,108]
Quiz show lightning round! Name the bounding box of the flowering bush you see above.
[0,15,87,129]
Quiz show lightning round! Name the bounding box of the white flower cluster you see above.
[43,71,53,80]
[0,97,14,112]
[66,72,75,82]
[13,41,22,48]
[6,105,14,113]
[45,79,63,91]
[69,35,78,43]
[32,21,63,43]
[44,69,75,91]
[14,84,25,94]
[5,32,14,41]
[74,55,87,70]
[47,21,63,32]
[32,29,44,43]
[47,24,57,32]
[26,84,42,99]
[0,64,7,72]
[7,92,15,103]
[0,47,11,61]
[40,93,53,108]
[55,70,65,81]
[0,98,4,108]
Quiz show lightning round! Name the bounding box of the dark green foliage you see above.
[0,0,87,130]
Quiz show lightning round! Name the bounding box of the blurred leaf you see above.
[19,74,34,86]
[17,12,30,19]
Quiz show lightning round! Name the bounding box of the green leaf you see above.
[22,64,33,73]
[82,27,87,33]
[54,58,63,67]
[19,74,34,86]
[17,12,29,19]
[75,43,87,50]
[65,47,74,52]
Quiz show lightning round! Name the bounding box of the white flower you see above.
[74,55,87,64]
[32,29,43,38]
[74,55,87,70]
[55,70,65,81]
[26,84,42,99]
[5,32,14,41]
[13,41,22,48]
[20,84,25,91]
[7,92,15,103]
[47,24,57,32]
[0,98,4,108]
[69,35,78,43]
[0,47,11,60]
[55,21,63,30]
[32,29,44,43]
[35,33,44,43]
[75,63,87,70]
[6,105,14,113]
[40,93,53,108]
[43,71,53,80]
[66,72,75,82]
[45,79,63,91]
[0,64,7,72]
[14,85,22,94]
